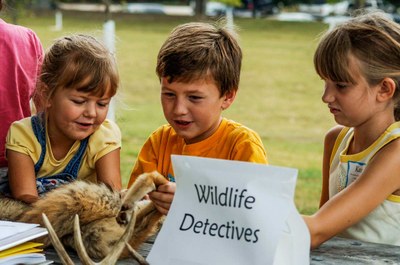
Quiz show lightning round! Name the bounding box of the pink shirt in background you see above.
[0,18,43,167]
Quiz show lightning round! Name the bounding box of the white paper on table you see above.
[148,155,310,265]
[0,221,39,241]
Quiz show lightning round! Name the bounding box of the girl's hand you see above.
[148,182,176,215]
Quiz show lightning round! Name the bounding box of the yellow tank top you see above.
[329,122,400,246]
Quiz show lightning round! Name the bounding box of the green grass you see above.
[3,11,336,214]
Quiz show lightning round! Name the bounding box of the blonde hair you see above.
[314,11,400,120]
[36,34,119,112]
[156,21,242,96]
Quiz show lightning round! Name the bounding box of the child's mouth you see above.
[175,120,191,126]
[76,122,93,128]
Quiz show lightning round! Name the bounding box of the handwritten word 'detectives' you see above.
[179,213,260,243]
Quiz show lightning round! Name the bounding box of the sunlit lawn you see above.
[3,11,335,214]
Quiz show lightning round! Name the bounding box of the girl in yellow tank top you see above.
[303,12,400,248]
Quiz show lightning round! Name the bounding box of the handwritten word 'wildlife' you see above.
[194,184,255,209]
[178,184,260,243]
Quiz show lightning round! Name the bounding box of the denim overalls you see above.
[0,114,89,196]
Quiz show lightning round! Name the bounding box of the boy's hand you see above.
[148,182,176,215]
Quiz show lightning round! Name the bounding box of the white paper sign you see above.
[147,155,310,265]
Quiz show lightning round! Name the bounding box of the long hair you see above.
[35,34,119,112]
[314,11,400,120]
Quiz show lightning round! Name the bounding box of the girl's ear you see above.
[33,83,51,112]
[377,78,396,102]
[41,84,52,108]
[221,90,237,110]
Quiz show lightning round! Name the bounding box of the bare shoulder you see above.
[377,137,400,158]
[324,125,344,148]
[367,137,400,194]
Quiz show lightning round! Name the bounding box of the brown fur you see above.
[0,171,167,261]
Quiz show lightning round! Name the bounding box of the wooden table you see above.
[45,236,400,264]
[310,237,400,264]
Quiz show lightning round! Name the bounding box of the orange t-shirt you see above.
[128,118,268,187]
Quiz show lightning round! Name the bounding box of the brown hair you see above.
[314,11,400,120]
[36,34,119,112]
[156,21,242,96]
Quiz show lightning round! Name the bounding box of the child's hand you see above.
[17,194,39,204]
[148,182,176,215]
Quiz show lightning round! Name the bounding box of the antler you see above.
[42,213,75,265]
[125,242,149,265]
[41,171,168,265]
[73,213,139,265]
[42,207,143,265]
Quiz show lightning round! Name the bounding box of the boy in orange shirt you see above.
[128,22,268,215]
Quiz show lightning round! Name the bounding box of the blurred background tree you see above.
[3,0,35,24]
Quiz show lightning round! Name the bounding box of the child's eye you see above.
[335,83,348,89]
[97,102,109,107]
[162,92,175,98]
[189,95,203,101]
[71,99,85,105]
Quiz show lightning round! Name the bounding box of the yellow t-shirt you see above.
[6,118,121,183]
[128,118,268,187]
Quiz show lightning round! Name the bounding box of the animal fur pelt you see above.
[0,171,168,263]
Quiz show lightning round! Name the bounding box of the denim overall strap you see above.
[61,137,89,177]
[31,114,89,194]
[31,114,46,174]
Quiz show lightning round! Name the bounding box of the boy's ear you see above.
[377,78,396,102]
[221,90,237,110]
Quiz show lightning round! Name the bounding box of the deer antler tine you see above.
[73,214,95,265]
[125,242,149,265]
[101,208,138,264]
[41,213,75,265]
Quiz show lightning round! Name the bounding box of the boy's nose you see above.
[173,99,188,115]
